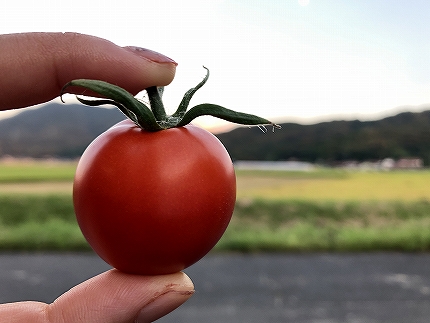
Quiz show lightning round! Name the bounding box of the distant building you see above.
[395,158,423,169]
[338,157,423,170]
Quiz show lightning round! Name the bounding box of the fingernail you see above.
[125,46,178,66]
[135,289,194,323]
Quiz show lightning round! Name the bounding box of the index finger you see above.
[0,32,177,110]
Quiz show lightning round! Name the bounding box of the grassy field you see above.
[236,169,430,201]
[1,160,430,252]
[0,195,87,250]
[0,159,76,183]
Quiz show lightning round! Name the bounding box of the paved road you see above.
[1,253,430,322]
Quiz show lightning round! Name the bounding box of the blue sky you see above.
[1,0,430,130]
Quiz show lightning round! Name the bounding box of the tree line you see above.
[216,110,430,166]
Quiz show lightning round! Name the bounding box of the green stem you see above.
[61,67,280,132]
[61,79,162,131]
[146,86,167,121]
[178,103,277,128]
[172,66,210,119]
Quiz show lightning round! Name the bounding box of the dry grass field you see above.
[0,159,75,195]
[0,182,73,195]
[236,169,430,202]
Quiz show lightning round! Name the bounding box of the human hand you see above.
[0,32,177,110]
[0,270,194,323]
[0,32,194,322]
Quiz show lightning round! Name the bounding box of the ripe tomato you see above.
[73,119,236,275]
[63,67,278,275]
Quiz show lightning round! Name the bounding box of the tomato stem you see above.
[171,66,210,120]
[146,86,167,121]
[60,67,280,132]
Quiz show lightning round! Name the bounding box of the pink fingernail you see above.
[125,46,177,65]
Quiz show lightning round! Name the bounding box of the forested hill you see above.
[0,103,125,158]
[215,110,430,165]
[1,103,430,165]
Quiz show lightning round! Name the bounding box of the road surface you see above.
[1,253,430,322]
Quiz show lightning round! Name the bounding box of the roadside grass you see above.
[1,162,430,252]
[0,195,89,250]
[1,194,430,252]
[216,199,430,252]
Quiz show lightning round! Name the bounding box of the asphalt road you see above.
[1,253,430,323]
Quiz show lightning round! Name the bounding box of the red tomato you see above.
[73,120,236,275]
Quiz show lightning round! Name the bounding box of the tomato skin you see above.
[73,120,236,275]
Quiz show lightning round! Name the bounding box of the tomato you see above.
[63,67,278,275]
[73,120,236,275]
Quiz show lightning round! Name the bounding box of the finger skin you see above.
[0,270,194,323]
[0,32,177,110]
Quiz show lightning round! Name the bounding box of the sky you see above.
[1,0,430,130]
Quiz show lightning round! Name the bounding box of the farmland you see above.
[1,160,430,252]
[236,169,430,201]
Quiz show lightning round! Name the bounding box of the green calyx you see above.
[61,67,280,132]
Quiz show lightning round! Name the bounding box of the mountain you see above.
[0,103,125,158]
[215,110,430,165]
[1,103,430,165]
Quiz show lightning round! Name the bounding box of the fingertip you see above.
[55,33,178,93]
[135,272,195,323]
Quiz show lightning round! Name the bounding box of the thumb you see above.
[50,270,194,323]
[0,270,194,323]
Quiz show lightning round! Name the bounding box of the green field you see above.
[0,160,76,183]
[1,160,430,252]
